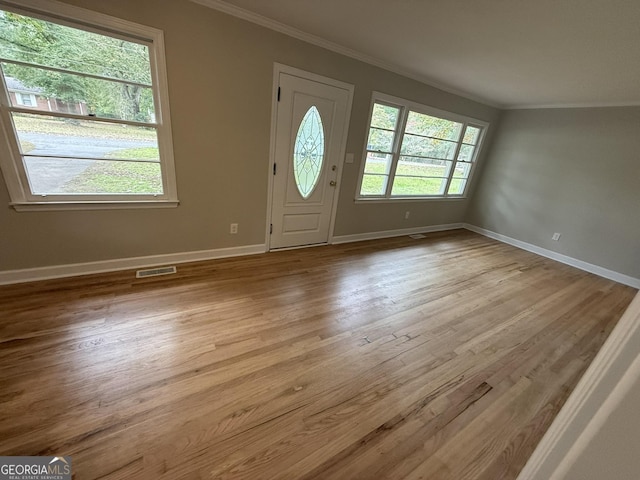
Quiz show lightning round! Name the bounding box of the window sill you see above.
[354,196,467,204]
[11,200,180,212]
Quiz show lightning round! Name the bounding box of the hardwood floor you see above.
[0,230,636,479]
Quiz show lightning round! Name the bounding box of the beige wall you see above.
[0,0,499,272]
[467,107,640,279]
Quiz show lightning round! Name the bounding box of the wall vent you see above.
[136,266,177,278]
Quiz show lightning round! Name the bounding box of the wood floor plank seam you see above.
[0,230,635,479]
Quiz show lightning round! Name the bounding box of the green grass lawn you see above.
[362,159,465,196]
[107,146,159,160]
[62,147,162,194]
[14,114,162,194]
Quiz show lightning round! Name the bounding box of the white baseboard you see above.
[3,223,637,289]
[463,224,640,289]
[0,244,266,285]
[516,292,640,480]
[331,223,464,245]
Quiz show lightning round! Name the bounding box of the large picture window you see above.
[0,0,177,209]
[357,92,488,200]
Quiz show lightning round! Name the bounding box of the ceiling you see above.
[193,0,640,109]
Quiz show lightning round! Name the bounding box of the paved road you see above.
[20,132,155,194]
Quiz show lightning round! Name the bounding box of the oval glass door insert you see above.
[293,106,325,199]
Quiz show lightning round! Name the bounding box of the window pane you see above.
[453,162,472,179]
[12,113,159,160]
[370,103,400,130]
[396,157,451,177]
[364,152,392,174]
[2,63,156,123]
[293,106,324,199]
[360,174,387,196]
[404,111,462,141]
[25,157,162,194]
[391,176,446,196]
[457,144,476,162]
[447,178,467,195]
[400,133,457,160]
[463,125,481,145]
[0,10,152,85]
[367,127,395,153]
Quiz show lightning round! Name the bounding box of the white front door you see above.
[269,69,352,249]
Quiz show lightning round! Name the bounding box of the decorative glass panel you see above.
[293,106,325,199]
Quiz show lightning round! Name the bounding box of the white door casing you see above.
[268,67,353,249]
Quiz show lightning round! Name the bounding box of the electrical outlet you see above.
[405,211,410,219]
[230,223,238,234]
[552,232,561,241]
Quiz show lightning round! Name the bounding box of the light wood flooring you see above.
[0,230,636,479]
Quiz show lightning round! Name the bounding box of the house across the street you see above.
[5,75,87,115]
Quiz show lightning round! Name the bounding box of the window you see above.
[0,0,177,210]
[293,106,325,199]
[357,92,488,200]
[16,92,36,107]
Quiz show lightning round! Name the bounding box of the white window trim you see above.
[14,92,38,107]
[355,91,489,202]
[0,0,179,211]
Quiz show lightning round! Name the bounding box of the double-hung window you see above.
[0,0,177,210]
[357,92,488,200]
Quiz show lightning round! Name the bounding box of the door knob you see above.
[329,180,337,186]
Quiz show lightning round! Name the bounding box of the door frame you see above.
[265,63,355,250]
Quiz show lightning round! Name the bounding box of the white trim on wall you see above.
[464,224,640,289]
[331,223,464,244]
[188,0,500,108]
[507,100,640,110]
[0,244,266,285]
[1,222,637,288]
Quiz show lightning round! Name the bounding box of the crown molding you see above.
[191,0,640,111]
[189,0,502,109]
[506,100,640,110]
